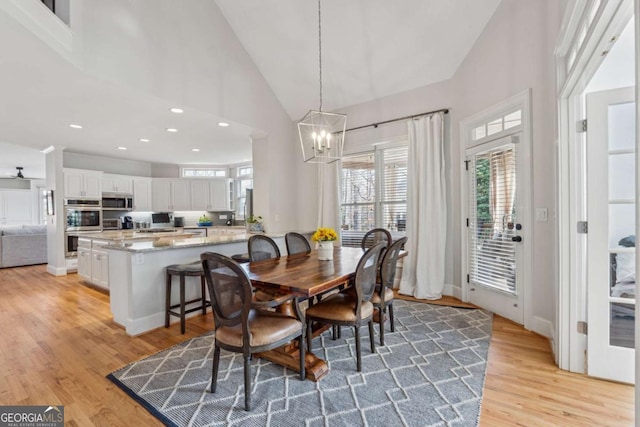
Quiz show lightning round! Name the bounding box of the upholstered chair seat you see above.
[216,309,303,348]
[305,294,374,323]
[370,287,394,305]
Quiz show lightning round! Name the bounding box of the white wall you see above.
[72,0,299,233]
[64,152,152,176]
[300,0,566,332]
[450,0,565,325]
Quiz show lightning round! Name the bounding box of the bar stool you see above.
[165,261,211,334]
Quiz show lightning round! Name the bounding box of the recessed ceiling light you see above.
[218,122,229,127]
[170,108,184,114]
[69,124,83,129]
[117,146,128,150]
[191,148,200,152]
[166,128,178,132]
[139,138,150,142]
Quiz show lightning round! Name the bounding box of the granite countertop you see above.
[75,230,196,241]
[102,232,286,253]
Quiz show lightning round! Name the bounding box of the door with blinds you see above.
[466,135,524,324]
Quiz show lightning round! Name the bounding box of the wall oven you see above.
[65,199,102,231]
[65,232,94,257]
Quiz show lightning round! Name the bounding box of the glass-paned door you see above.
[467,135,524,324]
[586,86,635,384]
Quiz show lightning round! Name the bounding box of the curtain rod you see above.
[343,108,449,133]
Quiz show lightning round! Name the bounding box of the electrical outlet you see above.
[219,214,227,219]
[134,253,144,265]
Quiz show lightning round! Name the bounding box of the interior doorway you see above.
[556,1,635,380]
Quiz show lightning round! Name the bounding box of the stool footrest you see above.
[168,305,209,318]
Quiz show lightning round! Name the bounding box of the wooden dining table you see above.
[240,246,366,381]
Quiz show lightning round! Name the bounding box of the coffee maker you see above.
[121,216,134,229]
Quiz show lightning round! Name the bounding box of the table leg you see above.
[255,299,330,381]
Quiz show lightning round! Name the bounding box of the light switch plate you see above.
[535,208,548,222]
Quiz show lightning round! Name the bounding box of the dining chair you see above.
[200,252,305,411]
[372,236,407,345]
[360,228,392,251]
[285,232,311,255]
[305,243,386,372]
[248,235,281,262]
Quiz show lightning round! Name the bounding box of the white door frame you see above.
[459,89,533,330]
[555,0,634,373]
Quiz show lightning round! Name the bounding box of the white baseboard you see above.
[530,315,554,339]
[442,284,462,300]
[121,310,206,336]
[47,264,67,276]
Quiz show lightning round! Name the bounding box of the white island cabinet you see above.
[105,234,285,336]
[77,237,109,290]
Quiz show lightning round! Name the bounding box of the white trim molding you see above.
[459,89,533,330]
[555,0,634,373]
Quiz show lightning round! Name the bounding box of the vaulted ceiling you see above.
[215,0,502,120]
[0,0,502,179]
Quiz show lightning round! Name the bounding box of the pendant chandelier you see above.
[297,0,346,164]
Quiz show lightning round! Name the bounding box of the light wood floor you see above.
[0,265,633,426]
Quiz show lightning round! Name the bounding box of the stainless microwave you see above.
[102,194,133,211]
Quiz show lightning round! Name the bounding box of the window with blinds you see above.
[341,153,376,233]
[379,146,407,232]
[468,144,518,294]
[340,144,407,246]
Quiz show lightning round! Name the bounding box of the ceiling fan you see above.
[7,167,38,180]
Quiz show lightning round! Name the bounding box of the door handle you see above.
[512,236,522,242]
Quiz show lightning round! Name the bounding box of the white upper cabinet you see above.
[63,168,102,199]
[171,180,191,211]
[152,179,191,212]
[102,174,133,194]
[152,180,172,211]
[209,179,230,211]
[132,178,152,211]
[189,179,230,211]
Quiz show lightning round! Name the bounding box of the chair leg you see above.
[337,325,341,339]
[355,326,361,372]
[244,356,251,411]
[200,276,207,315]
[368,320,376,354]
[306,318,313,353]
[389,303,395,332]
[165,272,171,328]
[332,324,338,340]
[379,306,386,346]
[211,344,220,393]
[299,333,306,381]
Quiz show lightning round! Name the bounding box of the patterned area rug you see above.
[108,300,492,426]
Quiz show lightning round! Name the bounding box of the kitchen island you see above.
[103,233,286,335]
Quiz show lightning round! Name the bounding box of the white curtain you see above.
[490,149,516,232]
[317,161,341,244]
[399,112,447,299]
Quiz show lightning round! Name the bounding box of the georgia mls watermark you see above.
[0,406,64,427]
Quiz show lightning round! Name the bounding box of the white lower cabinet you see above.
[77,247,92,281]
[77,238,109,290]
[91,248,109,289]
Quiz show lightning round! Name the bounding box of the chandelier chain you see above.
[318,0,323,112]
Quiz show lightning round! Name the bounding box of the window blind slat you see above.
[468,145,518,295]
